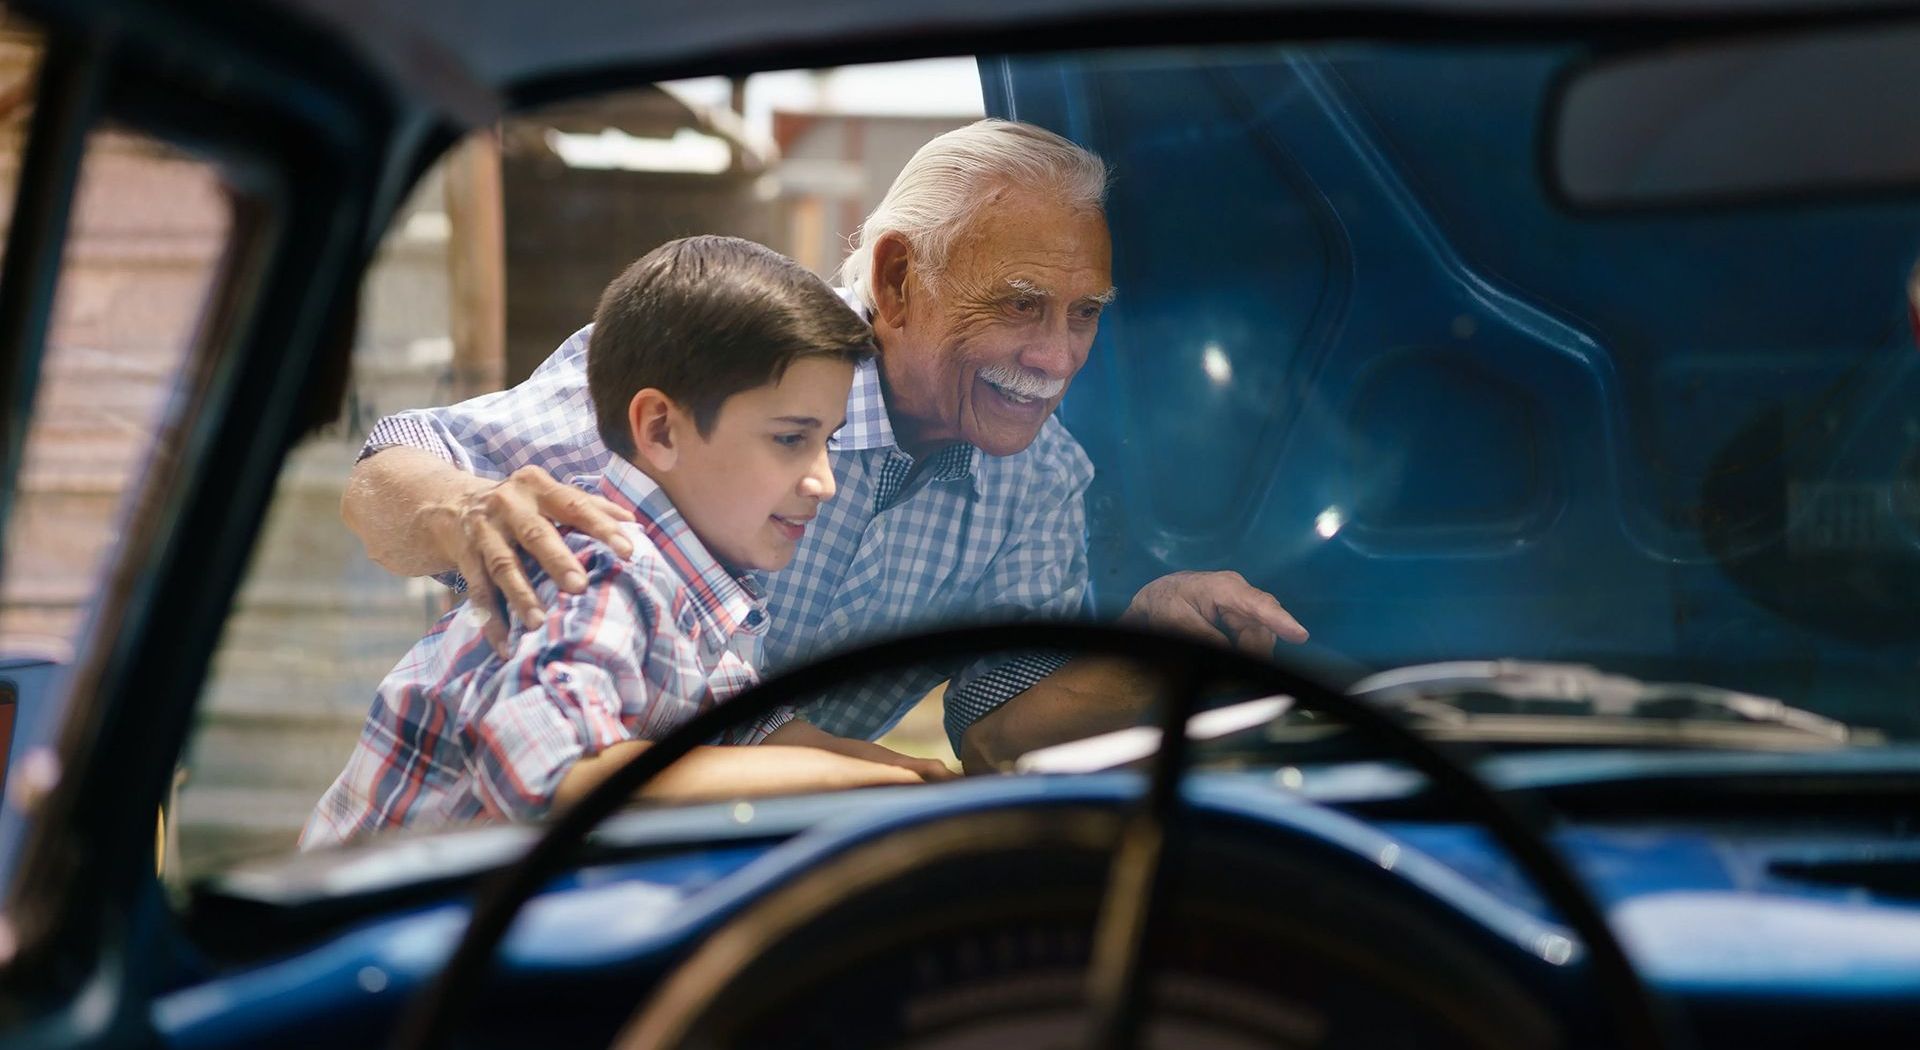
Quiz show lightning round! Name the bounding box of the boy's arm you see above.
[461,547,681,821]
[464,549,930,821]
[763,718,958,782]
[552,740,925,810]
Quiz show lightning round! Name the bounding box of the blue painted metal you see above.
[984,44,1920,738]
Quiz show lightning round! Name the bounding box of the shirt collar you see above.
[828,292,982,485]
[595,457,768,638]
[831,356,899,452]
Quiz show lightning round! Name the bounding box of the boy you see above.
[303,236,951,848]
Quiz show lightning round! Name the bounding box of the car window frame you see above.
[0,13,403,1011]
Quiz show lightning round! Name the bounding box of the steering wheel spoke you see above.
[1084,658,1203,1050]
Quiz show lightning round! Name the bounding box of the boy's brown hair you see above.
[588,235,876,457]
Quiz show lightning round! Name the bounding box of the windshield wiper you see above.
[1345,660,1874,748]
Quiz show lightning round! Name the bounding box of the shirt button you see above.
[745,610,764,628]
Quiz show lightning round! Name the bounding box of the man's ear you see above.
[870,231,913,330]
[627,388,679,472]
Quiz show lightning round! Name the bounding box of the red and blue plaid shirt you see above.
[302,457,791,848]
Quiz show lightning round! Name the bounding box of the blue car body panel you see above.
[984,45,1920,734]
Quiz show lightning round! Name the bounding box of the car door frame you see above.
[0,3,414,1042]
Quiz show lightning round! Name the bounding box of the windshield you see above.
[146,35,1920,882]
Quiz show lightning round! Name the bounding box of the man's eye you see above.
[1073,304,1103,323]
[1009,296,1038,314]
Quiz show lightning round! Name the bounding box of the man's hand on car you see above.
[958,570,1305,773]
[421,465,637,656]
[1121,569,1308,657]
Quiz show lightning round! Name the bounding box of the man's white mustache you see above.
[978,365,1065,400]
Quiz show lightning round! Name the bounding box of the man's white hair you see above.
[839,118,1109,310]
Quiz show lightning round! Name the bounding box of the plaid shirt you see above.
[361,306,1093,750]
[302,457,792,848]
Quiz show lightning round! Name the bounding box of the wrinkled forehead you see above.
[950,195,1113,295]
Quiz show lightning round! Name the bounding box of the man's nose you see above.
[799,447,836,502]
[1017,315,1083,378]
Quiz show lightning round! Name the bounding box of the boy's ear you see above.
[627,388,679,471]
[870,231,913,331]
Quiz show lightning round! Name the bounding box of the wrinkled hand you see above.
[1120,570,1308,658]
[426,465,636,655]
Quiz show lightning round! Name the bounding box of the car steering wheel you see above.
[392,624,1680,1050]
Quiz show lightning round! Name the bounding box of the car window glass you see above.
[0,135,231,657]
[177,37,1920,886]
[0,40,238,887]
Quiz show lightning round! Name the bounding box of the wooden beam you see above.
[444,130,506,399]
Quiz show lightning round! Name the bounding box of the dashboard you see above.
[165,759,1920,1049]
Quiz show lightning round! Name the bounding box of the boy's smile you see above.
[645,356,854,573]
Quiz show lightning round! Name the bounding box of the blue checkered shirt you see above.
[361,310,1093,750]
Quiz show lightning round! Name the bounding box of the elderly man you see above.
[342,118,1306,773]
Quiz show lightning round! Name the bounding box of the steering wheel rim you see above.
[616,802,1573,1048]
[390,623,1679,1050]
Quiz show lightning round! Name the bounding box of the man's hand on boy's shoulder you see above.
[424,464,637,656]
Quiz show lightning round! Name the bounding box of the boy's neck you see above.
[599,454,668,518]
[607,454,751,577]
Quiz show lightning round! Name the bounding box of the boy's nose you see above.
[800,448,836,502]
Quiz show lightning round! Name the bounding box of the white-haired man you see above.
[342,119,1307,774]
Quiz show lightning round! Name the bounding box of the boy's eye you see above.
[773,433,807,447]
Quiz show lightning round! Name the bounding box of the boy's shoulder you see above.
[554,517,742,629]
[551,521,683,596]
[542,466,743,629]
